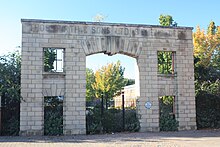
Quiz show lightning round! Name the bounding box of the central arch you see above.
[20,19,196,135]
[82,36,142,58]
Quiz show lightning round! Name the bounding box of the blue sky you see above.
[1,0,220,78]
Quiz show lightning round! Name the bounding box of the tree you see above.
[0,51,21,135]
[193,21,220,93]
[193,21,220,68]
[193,21,220,129]
[44,48,56,72]
[159,14,177,26]
[92,61,126,107]
[86,68,96,101]
[193,21,220,83]
[124,78,135,86]
[207,21,216,35]
[0,51,21,102]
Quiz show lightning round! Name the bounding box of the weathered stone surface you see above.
[20,19,196,136]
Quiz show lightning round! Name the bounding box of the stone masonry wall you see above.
[20,19,196,135]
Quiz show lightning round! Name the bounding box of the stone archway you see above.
[20,19,196,135]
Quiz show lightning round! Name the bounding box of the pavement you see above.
[0,130,220,147]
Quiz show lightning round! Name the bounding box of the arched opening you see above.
[85,53,140,134]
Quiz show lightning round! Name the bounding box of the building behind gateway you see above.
[20,19,196,135]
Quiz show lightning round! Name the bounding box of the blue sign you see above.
[145,101,152,109]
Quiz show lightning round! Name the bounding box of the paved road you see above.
[0,130,220,147]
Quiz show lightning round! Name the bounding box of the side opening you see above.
[159,95,179,131]
[158,51,176,75]
[44,96,63,135]
[43,48,64,73]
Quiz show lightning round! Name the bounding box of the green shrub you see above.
[159,114,179,131]
[86,107,140,134]
[44,96,63,136]
[44,110,63,135]
[196,91,220,129]
[1,116,19,135]
[124,109,140,132]
[102,109,122,133]
[159,96,179,131]
[86,105,103,134]
[0,51,21,136]
[1,100,20,136]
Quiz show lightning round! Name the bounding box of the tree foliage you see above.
[193,21,220,129]
[92,61,126,100]
[0,51,21,135]
[0,51,21,99]
[193,21,220,68]
[159,14,177,26]
[193,21,220,85]
[86,68,96,101]
[44,48,56,72]
[158,51,173,74]
[124,78,135,86]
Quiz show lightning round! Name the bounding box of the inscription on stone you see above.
[26,23,152,37]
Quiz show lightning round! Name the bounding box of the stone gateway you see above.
[20,19,196,135]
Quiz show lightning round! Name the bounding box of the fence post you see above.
[101,93,104,116]
[122,91,125,131]
[105,93,108,110]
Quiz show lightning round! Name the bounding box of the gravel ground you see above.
[0,130,220,147]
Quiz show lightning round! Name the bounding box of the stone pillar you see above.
[20,31,44,135]
[176,35,197,130]
[63,46,86,135]
[138,48,160,132]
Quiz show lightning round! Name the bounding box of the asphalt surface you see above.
[0,130,220,147]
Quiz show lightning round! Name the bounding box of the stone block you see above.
[31,126,42,130]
